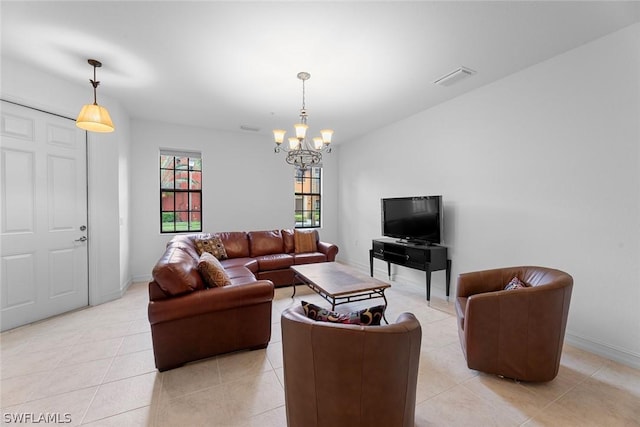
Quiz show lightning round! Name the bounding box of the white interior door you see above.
[1,100,89,331]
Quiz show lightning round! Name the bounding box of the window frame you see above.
[159,150,202,234]
[294,166,322,229]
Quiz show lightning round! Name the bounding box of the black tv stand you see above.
[370,237,451,301]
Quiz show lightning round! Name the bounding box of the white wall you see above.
[129,119,339,281]
[1,57,132,305]
[338,24,640,368]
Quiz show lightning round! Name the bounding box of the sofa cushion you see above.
[281,229,295,253]
[293,252,327,265]
[256,254,294,271]
[294,229,317,254]
[152,246,205,296]
[198,253,231,288]
[194,235,228,260]
[249,230,284,257]
[217,232,250,258]
[225,266,256,280]
[301,301,384,326]
[220,257,259,274]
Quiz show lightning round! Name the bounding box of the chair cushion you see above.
[294,229,317,253]
[301,301,384,326]
[198,253,231,287]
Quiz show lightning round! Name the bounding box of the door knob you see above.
[75,236,87,242]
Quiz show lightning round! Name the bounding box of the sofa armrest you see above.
[148,280,274,325]
[317,241,339,261]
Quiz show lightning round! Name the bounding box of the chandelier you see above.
[272,72,333,171]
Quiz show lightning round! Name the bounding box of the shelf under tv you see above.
[369,237,451,301]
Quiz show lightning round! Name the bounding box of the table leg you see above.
[291,274,297,299]
[446,259,452,299]
[425,265,432,301]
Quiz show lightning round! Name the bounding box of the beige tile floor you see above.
[1,277,639,426]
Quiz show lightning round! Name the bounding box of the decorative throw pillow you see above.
[194,235,228,260]
[198,252,231,287]
[301,301,384,326]
[505,276,527,291]
[294,230,317,254]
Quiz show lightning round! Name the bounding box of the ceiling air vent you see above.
[434,66,476,87]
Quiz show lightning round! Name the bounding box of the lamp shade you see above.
[273,129,286,144]
[320,129,333,144]
[294,123,308,139]
[288,137,300,150]
[76,104,115,133]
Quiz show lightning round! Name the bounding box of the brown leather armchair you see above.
[281,305,421,427]
[455,266,573,382]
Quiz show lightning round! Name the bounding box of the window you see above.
[295,167,321,228]
[160,150,202,233]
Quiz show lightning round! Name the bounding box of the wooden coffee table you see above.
[291,262,391,323]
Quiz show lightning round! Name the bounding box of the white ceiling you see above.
[2,1,639,143]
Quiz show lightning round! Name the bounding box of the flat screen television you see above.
[381,196,443,245]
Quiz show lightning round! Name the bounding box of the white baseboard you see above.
[131,274,152,284]
[565,332,640,370]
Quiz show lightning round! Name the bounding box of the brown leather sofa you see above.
[281,305,422,427]
[455,266,573,382]
[148,229,338,371]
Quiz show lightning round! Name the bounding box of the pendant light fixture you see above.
[76,59,115,133]
[272,72,332,171]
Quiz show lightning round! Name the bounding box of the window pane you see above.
[161,211,175,232]
[161,191,175,210]
[175,157,189,170]
[189,212,201,230]
[311,178,320,193]
[189,192,201,211]
[190,158,202,171]
[160,155,174,169]
[189,171,202,190]
[160,169,174,189]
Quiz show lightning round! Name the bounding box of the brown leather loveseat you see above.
[148,229,338,371]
